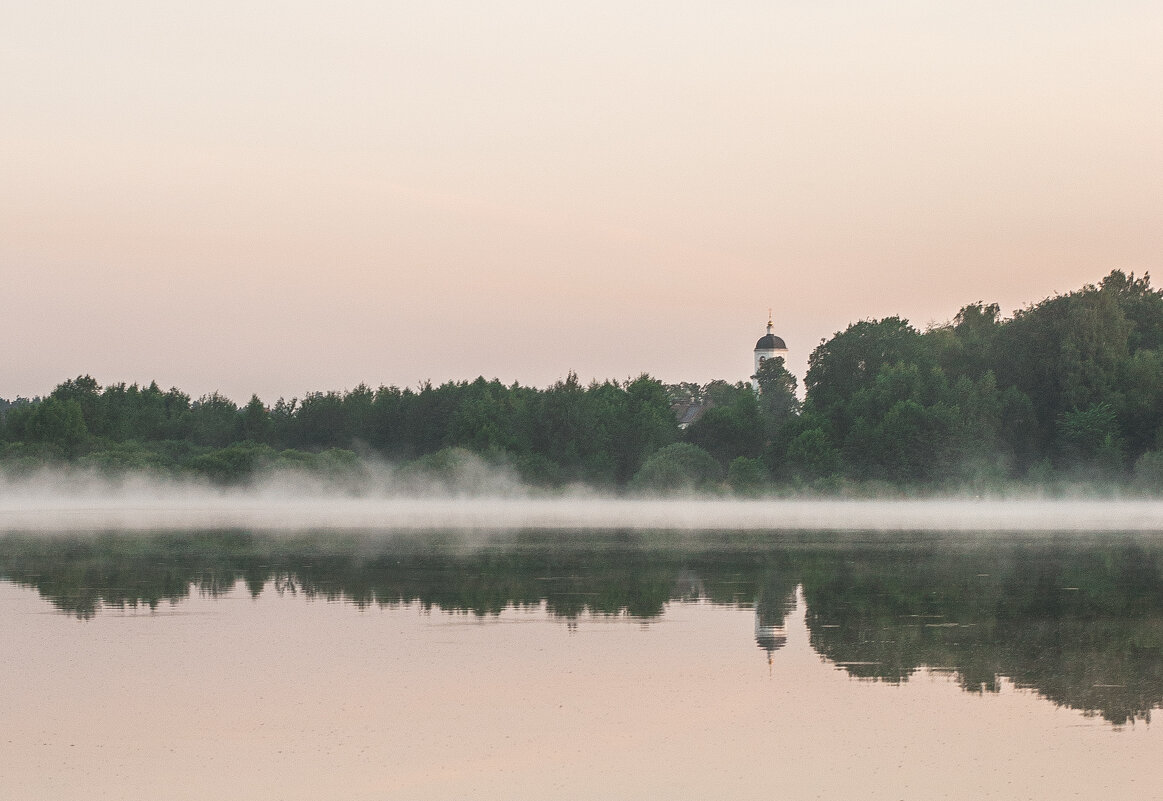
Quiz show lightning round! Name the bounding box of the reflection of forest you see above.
[1,530,1160,724]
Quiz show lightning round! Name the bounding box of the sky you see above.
[2,1,1161,403]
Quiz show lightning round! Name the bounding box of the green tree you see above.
[727,456,768,496]
[342,384,377,444]
[239,395,273,443]
[684,383,763,466]
[296,391,345,449]
[1057,402,1125,475]
[753,356,800,435]
[612,375,679,483]
[995,281,1132,452]
[24,397,88,455]
[188,393,239,447]
[928,301,1002,382]
[50,375,102,433]
[805,317,928,439]
[783,427,840,481]
[629,443,722,494]
[1114,349,1163,458]
[1100,270,1163,353]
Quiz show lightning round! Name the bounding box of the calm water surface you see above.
[2,529,1162,800]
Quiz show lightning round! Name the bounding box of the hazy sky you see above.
[3,1,1161,402]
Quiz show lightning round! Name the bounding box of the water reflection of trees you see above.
[1,530,1160,724]
[803,542,1163,724]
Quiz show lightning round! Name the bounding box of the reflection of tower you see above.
[754,574,797,665]
[753,310,789,392]
[754,612,787,658]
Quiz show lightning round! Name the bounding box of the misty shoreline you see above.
[2,491,1162,532]
[4,464,1163,533]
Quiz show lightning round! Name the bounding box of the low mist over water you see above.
[2,468,1162,532]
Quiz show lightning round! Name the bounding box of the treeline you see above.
[2,270,1163,492]
[770,270,1163,491]
[0,373,680,487]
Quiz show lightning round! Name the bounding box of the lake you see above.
[2,527,1161,800]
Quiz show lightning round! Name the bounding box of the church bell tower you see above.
[752,311,788,391]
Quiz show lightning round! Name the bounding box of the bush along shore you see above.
[4,271,1163,496]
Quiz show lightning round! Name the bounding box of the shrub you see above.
[630,443,723,495]
[727,457,768,496]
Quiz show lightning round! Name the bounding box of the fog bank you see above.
[1,469,1162,532]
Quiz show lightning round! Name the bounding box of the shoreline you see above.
[3,497,1163,532]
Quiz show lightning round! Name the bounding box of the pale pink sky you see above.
[3,1,1161,402]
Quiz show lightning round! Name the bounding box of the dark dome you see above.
[755,333,787,351]
[755,631,788,653]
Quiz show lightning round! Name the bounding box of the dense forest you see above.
[3,270,1163,494]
